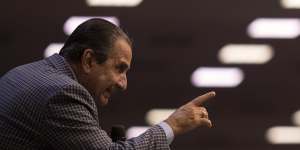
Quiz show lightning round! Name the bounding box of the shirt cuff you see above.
[158,122,174,145]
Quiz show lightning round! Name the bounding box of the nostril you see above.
[119,82,127,91]
[117,77,127,91]
[123,80,128,90]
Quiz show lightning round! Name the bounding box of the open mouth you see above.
[103,88,111,99]
[99,86,120,105]
[100,86,119,104]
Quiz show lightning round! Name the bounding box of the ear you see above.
[81,49,97,74]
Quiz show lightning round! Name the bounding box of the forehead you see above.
[108,38,132,65]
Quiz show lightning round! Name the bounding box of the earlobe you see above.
[81,49,94,74]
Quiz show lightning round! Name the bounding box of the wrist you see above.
[165,118,179,136]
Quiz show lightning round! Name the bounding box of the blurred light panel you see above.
[126,126,149,139]
[281,0,300,9]
[247,18,300,39]
[266,126,300,144]
[44,43,63,58]
[292,110,300,126]
[218,44,274,64]
[86,0,143,7]
[191,67,244,88]
[63,16,119,35]
[146,109,175,125]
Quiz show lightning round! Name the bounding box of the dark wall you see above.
[1,0,300,149]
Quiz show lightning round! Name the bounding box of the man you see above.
[0,18,215,149]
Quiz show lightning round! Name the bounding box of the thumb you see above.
[199,118,213,128]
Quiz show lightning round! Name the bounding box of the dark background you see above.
[1,0,300,149]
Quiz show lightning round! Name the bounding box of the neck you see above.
[67,60,95,96]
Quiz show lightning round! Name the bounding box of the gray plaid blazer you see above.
[0,54,170,150]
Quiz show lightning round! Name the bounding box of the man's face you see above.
[85,38,132,106]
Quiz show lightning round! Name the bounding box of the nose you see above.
[117,74,127,91]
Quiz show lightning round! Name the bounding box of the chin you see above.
[99,96,109,106]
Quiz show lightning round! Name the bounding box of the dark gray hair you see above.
[59,18,132,64]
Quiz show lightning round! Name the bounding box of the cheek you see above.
[92,70,118,91]
[104,70,118,82]
[110,73,121,84]
[96,73,115,90]
[87,73,106,95]
[95,76,108,91]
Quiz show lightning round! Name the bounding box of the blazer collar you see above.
[46,54,78,81]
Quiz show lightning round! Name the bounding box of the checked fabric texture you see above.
[0,54,170,150]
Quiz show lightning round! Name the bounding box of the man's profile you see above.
[0,18,215,149]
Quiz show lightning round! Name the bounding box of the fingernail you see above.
[210,91,216,96]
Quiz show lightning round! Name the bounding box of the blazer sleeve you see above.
[42,84,170,150]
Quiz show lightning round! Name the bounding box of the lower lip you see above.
[104,91,110,98]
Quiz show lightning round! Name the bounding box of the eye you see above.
[116,63,128,73]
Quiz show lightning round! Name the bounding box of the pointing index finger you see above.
[191,91,216,106]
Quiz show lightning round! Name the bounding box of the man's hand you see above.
[165,91,216,136]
